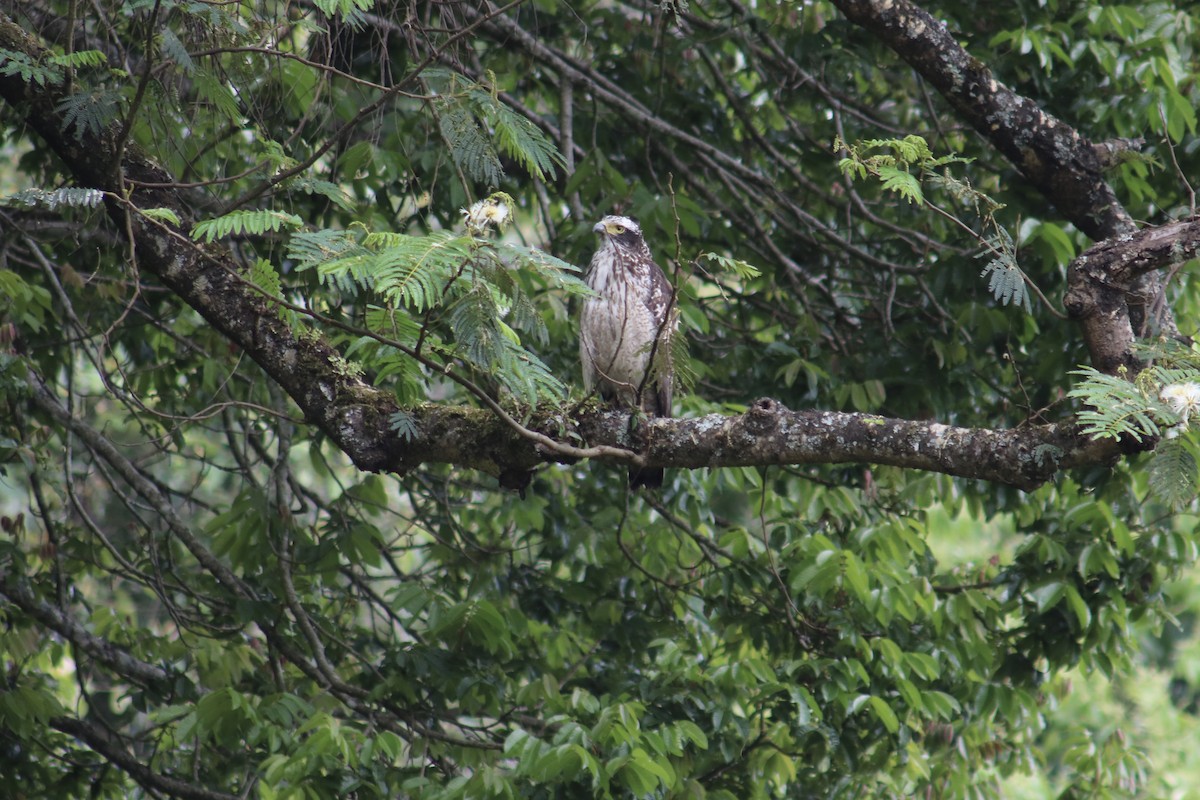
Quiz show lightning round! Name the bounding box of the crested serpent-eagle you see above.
[580,215,678,489]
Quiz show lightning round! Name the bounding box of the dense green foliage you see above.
[3,0,1200,798]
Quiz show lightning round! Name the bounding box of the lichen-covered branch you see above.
[830,0,1177,375]
[0,10,1124,492]
[830,0,1133,240]
[1065,218,1200,372]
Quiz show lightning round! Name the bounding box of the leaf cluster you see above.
[289,223,589,408]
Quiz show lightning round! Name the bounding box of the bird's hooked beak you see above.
[592,221,606,234]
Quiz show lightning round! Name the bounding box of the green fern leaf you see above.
[0,49,64,86]
[56,88,123,141]
[193,68,242,122]
[247,258,282,298]
[448,288,503,371]
[159,29,195,74]
[438,98,502,186]
[492,243,590,294]
[288,176,356,211]
[669,315,695,397]
[698,252,762,281]
[192,210,303,242]
[1148,437,1197,507]
[445,287,565,406]
[477,93,563,181]
[364,306,423,347]
[878,166,923,204]
[140,207,182,226]
[502,287,549,347]
[5,187,105,209]
[288,229,361,272]
[245,258,292,322]
[49,50,107,70]
[977,230,1031,313]
[388,410,420,442]
[313,0,375,18]
[1068,367,1170,441]
[371,232,472,311]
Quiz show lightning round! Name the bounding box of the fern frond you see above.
[445,287,566,406]
[976,229,1031,312]
[377,353,427,404]
[698,252,762,281]
[313,0,374,19]
[1068,367,1170,441]
[389,410,420,442]
[878,166,923,204]
[372,232,473,311]
[192,210,303,242]
[502,286,549,347]
[364,306,423,347]
[5,187,105,210]
[193,68,242,122]
[159,29,194,74]
[287,176,356,211]
[0,49,64,86]
[1148,437,1198,508]
[56,88,123,140]
[361,231,408,250]
[438,98,502,186]
[448,287,505,368]
[139,207,181,227]
[315,251,378,293]
[476,93,563,181]
[49,50,107,70]
[288,229,362,272]
[504,346,568,406]
[247,258,283,299]
[492,243,590,295]
[669,316,696,397]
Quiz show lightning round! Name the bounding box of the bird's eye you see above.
[610,224,625,234]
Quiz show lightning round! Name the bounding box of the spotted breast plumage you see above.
[580,215,677,488]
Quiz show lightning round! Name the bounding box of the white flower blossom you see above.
[1159,381,1200,427]
[462,193,513,234]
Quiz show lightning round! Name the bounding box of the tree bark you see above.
[0,10,1144,492]
[830,0,1179,376]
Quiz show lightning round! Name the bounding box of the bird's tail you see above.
[629,467,664,490]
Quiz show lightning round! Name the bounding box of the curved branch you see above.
[50,715,239,800]
[829,0,1175,375]
[1066,218,1200,370]
[830,0,1133,241]
[0,574,172,688]
[0,10,1125,492]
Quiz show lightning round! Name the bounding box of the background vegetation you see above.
[3,0,1200,797]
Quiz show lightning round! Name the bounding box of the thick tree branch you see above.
[830,0,1176,375]
[1068,217,1200,286]
[531,399,1118,491]
[0,11,1125,491]
[1066,218,1200,364]
[830,0,1133,240]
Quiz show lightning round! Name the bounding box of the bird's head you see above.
[593,215,644,248]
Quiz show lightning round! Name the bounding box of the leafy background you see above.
[2,0,1200,797]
